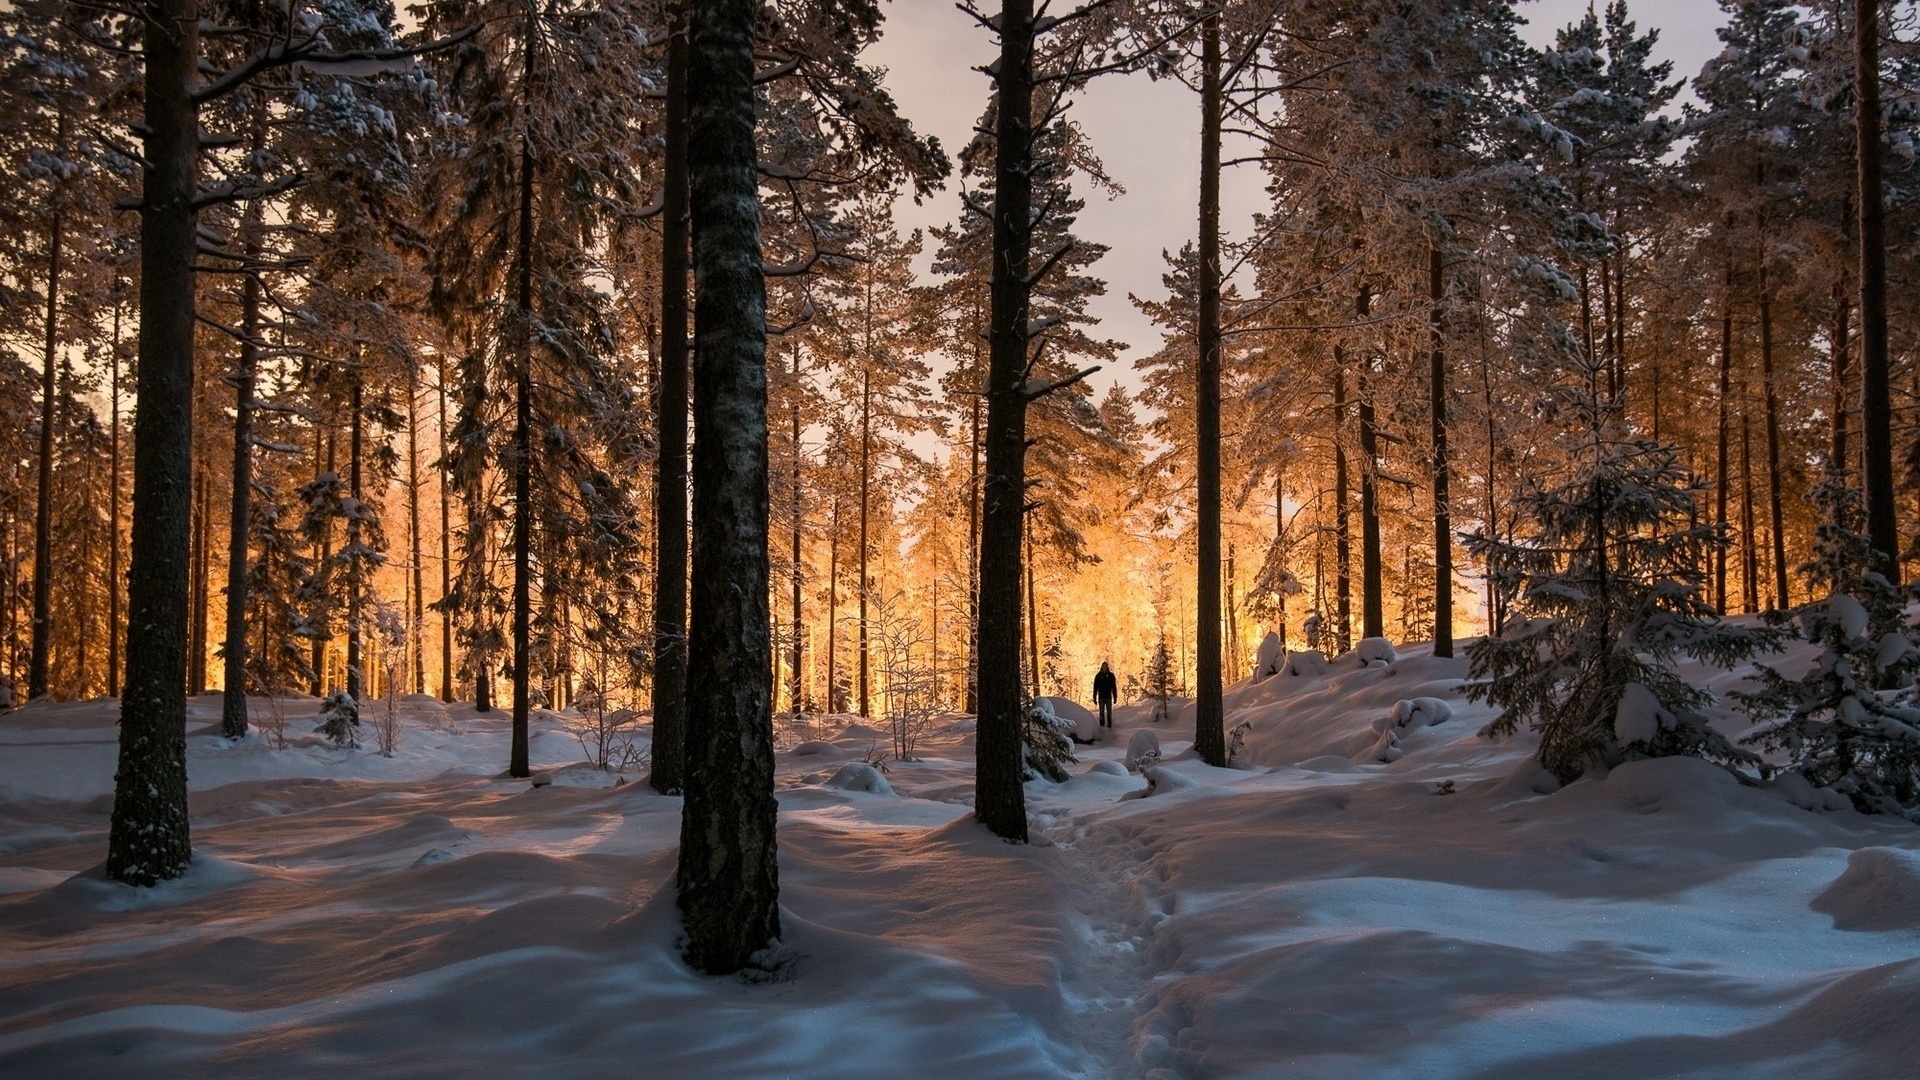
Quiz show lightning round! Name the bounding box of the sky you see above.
[867,0,1728,397]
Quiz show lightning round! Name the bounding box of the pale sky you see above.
[867,0,1727,396]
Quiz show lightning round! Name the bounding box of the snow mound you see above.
[1253,632,1284,681]
[825,762,894,795]
[1614,681,1675,747]
[1286,650,1328,677]
[1355,637,1397,666]
[1771,771,1854,813]
[1390,697,1453,728]
[1036,696,1099,743]
[1134,765,1202,797]
[1354,719,1403,763]
[1813,848,1920,932]
[790,740,837,757]
[1126,729,1162,772]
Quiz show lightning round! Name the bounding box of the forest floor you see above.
[3,643,1920,1078]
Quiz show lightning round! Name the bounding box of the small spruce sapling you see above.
[316,690,360,749]
[1145,635,1176,724]
[1465,377,1771,783]
[1739,479,1920,814]
[1021,697,1076,782]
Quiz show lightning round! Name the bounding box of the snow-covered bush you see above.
[1126,728,1162,772]
[1739,480,1920,815]
[316,690,360,749]
[1465,383,1771,784]
[1253,632,1284,681]
[1355,636,1397,666]
[1390,697,1453,728]
[1021,698,1077,783]
[1286,650,1328,677]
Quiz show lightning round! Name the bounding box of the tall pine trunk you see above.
[438,363,454,702]
[1429,243,1451,657]
[650,8,690,792]
[508,11,537,779]
[1193,8,1225,766]
[975,0,1038,842]
[189,466,209,695]
[347,376,364,702]
[676,0,779,975]
[221,111,265,737]
[30,180,61,702]
[1333,349,1351,653]
[790,343,804,714]
[408,367,425,694]
[1357,289,1382,641]
[1759,279,1788,610]
[1715,267,1733,613]
[965,395,980,714]
[109,300,121,697]
[108,0,198,886]
[1740,385,1759,613]
[1858,0,1898,585]
[858,372,871,718]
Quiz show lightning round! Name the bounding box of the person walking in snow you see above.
[1093,661,1118,728]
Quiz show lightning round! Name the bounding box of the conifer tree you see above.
[1467,362,1771,784]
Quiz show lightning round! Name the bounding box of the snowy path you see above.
[1036,787,1182,1068]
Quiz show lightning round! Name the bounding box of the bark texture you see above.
[975,0,1037,843]
[1193,9,1225,767]
[650,8,690,793]
[108,0,199,886]
[675,0,780,976]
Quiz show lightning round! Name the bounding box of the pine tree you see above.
[1466,364,1772,784]
[1739,479,1920,813]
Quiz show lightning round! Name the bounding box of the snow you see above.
[1037,695,1100,744]
[1253,631,1284,680]
[4,651,1920,1077]
[1354,635,1397,666]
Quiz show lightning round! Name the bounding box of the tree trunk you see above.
[408,366,425,694]
[1026,529,1040,696]
[30,193,61,702]
[108,0,198,886]
[220,134,264,737]
[1715,268,1733,613]
[1429,243,1452,658]
[790,343,804,714]
[1858,0,1898,585]
[650,8,690,792]
[826,486,839,710]
[312,429,332,695]
[509,8,537,779]
[190,466,209,695]
[1759,283,1788,610]
[975,0,1038,842]
[1357,291,1382,642]
[965,395,980,714]
[858,371,871,718]
[676,0,779,975]
[1832,278,1852,479]
[1740,384,1759,614]
[1193,7,1225,766]
[347,376,364,702]
[1332,348,1351,653]
[109,300,121,698]
[438,361,454,702]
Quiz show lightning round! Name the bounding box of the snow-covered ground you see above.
[4,646,1918,1078]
